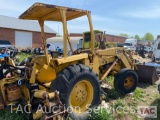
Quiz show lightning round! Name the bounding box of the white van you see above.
[123,38,137,51]
[152,39,160,61]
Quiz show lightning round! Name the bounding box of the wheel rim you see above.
[124,76,135,89]
[69,80,93,113]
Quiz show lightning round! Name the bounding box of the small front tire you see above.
[114,68,138,94]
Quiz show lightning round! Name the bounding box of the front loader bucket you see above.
[136,64,159,84]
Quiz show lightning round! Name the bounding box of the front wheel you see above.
[114,68,138,94]
[51,64,101,120]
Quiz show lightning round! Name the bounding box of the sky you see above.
[0,0,160,38]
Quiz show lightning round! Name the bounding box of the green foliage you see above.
[133,88,144,100]
[108,88,122,99]
[112,99,127,118]
[105,76,122,99]
[157,99,160,119]
[134,35,140,40]
[142,33,154,40]
[0,110,30,120]
[119,33,128,38]
[105,76,114,87]
[113,99,126,109]
[88,108,113,120]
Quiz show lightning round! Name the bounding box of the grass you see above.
[133,88,144,101]
[102,75,160,120]
[107,88,122,99]
[88,108,113,120]
[105,76,114,87]
[0,110,30,120]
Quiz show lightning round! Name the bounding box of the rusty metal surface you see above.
[6,84,22,102]
[19,2,88,21]
[136,64,159,84]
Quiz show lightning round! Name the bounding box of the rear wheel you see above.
[51,64,101,120]
[114,68,138,94]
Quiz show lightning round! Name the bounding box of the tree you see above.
[142,33,154,40]
[119,33,129,38]
[135,35,140,40]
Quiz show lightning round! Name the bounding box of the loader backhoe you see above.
[0,2,158,120]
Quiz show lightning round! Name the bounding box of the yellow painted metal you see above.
[84,58,90,66]
[38,20,49,65]
[56,53,88,65]
[30,64,37,84]
[33,110,43,120]
[48,92,56,99]
[92,55,99,74]
[30,55,56,83]
[119,55,131,69]
[55,61,78,74]
[32,55,48,66]
[34,90,56,99]
[97,48,117,56]
[8,58,15,66]
[19,3,88,21]
[0,58,15,66]
[124,76,135,89]
[36,64,56,83]
[39,85,50,92]
[0,77,22,104]
[67,36,74,54]
[101,59,118,80]
[123,51,135,70]
[43,82,51,88]
[87,12,94,54]
[83,30,103,49]
[98,56,116,66]
[97,48,131,69]
[33,90,46,99]
[22,85,31,112]
[69,80,93,113]
[60,9,68,58]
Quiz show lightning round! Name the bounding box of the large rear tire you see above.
[50,64,101,120]
[114,68,138,94]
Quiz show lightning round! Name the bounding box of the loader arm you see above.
[97,47,134,69]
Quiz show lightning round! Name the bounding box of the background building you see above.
[0,15,56,48]
[69,33,126,43]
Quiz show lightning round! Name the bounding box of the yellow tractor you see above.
[0,2,158,120]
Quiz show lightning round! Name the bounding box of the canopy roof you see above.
[19,2,89,21]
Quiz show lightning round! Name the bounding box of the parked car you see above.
[0,40,12,48]
[123,38,137,51]
[0,40,18,59]
[151,39,160,61]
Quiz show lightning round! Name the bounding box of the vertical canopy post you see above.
[38,20,49,64]
[60,9,68,58]
[87,11,94,54]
